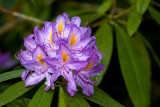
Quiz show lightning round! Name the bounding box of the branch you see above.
[114,6,133,19]
[109,0,116,19]
[0,7,44,24]
[0,19,23,35]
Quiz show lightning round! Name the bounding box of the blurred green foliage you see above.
[0,0,160,107]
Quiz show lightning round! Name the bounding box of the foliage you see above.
[0,0,160,106]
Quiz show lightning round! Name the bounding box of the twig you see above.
[90,20,103,28]
[114,6,133,19]
[0,19,23,35]
[109,0,116,19]
[0,7,44,24]
[115,19,127,25]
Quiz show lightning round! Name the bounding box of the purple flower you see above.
[18,13,104,96]
[43,44,88,96]
[74,53,105,96]
[0,50,16,69]
[19,44,54,90]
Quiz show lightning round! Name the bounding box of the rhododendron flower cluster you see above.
[18,13,104,96]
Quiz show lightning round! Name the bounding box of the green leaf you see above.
[58,87,69,107]
[115,25,151,107]
[127,7,142,36]
[82,86,123,107]
[0,83,12,94]
[62,86,90,107]
[148,7,160,25]
[98,0,113,15]
[81,13,102,26]
[31,0,46,6]
[139,34,160,68]
[0,81,36,106]
[132,33,151,77]
[136,0,151,14]
[6,97,31,107]
[0,69,25,83]
[95,22,113,85]
[28,84,54,107]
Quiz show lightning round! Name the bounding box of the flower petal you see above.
[68,25,81,46]
[80,27,91,38]
[51,70,61,83]
[32,46,46,63]
[63,24,72,38]
[62,13,70,24]
[71,16,81,27]
[62,71,78,96]
[76,75,94,96]
[67,88,77,97]
[19,50,32,62]
[24,37,36,52]
[21,69,30,80]
[25,72,45,87]
[42,57,59,67]
[81,64,105,77]
[56,44,72,63]
[56,15,66,35]
[28,34,35,39]
[66,61,88,71]
[71,36,96,51]
[45,73,52,91]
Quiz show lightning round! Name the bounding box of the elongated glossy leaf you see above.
[95,22,113,85]
[62,86,90,107]
[58,87,69,107]
[0,81,36,106]
[133,33,151,77]
[0,83,12,94]
[81,13,102,26]
[7,97,31,107]
[98,0,113,15]
[136,0,151,14]
[148,7,160,25]
[139,34,160,68]
[0,69,25,83]
[115,25,150,107]
[82,86,124,107]
[28,84,54,107]
[127,8,142,36]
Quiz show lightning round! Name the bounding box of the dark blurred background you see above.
[0,0,160,107]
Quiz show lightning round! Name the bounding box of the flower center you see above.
[62,51,69,62]
[70,33,78,46]
[84,60,93,70]
[49,30,54,44]
[58,21,63,34]
[37,53,45,65]
[66,20,69,24]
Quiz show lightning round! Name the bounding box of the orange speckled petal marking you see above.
[62,51,69,62]
[84,60,93,70]
[58,21,63,34]
[49,30,54,44]
[70,33,78,46]
[37,53,45,65]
